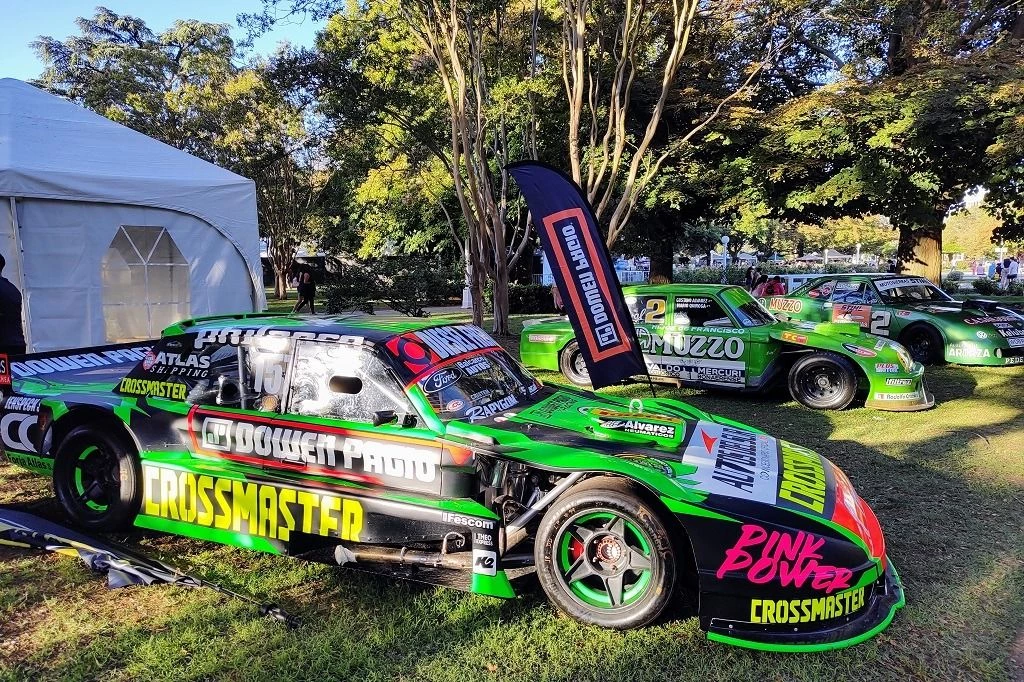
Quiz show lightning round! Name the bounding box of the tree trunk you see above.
[897,221,942,283]
[491,256,511,336]
[275,270,288,300]
[649,247,674,283]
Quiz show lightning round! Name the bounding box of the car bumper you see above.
[865,374,935,412]
[705,559,905,652]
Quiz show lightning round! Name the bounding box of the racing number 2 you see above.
[869,311,891,336]
[641,299,666,325]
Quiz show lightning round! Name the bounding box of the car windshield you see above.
[720,288,777,327]
[874,278,953,304]
[416,349,543,422]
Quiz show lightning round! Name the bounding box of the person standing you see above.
[0,254,26,356]
[744,265,756,291]
[292,268,317,314]
[1007,256,1019,288]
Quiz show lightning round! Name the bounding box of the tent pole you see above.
[8,197,31,352]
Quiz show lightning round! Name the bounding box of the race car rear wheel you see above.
[788,351,858,410]
[53,426,140,532]
[535,478,675,629]
[559,341,591,387]
[899,324,944,365]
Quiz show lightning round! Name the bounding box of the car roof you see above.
[814,273,930,284]
[622,283,745,296]
[161,312,464,344]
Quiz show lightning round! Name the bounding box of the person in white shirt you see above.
[1007,257,1019,288]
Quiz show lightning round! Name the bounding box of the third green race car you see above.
[763,274,1024,366]
[520,284,932,411]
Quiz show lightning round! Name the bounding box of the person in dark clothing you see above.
[292,268,317,314]
[0,254,26,356]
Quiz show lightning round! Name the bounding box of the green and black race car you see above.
[520,284,932,412]
[0,313,903,650]
[764,274,1024,366]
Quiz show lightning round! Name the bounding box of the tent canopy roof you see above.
[0,78,263,307]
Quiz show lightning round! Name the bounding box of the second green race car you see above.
[520,284,932,411]
[762,274,1024,366]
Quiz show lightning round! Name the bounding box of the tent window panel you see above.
[147,264,190,305]
[104,304,152,342]
[101,226,191,341]
[150,231,188,265]
[124,226,163,262]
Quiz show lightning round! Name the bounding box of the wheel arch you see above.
[49,406,141,458]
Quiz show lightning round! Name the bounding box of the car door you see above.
[830,280,893,337]
[283,340,445,496]
[661,293,749,387]
[625,293,670,377]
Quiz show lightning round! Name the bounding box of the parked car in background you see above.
[520,284,932,411]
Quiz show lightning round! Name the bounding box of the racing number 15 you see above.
[870,311,891,336]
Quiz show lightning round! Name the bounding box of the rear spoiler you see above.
[9,341,154,381]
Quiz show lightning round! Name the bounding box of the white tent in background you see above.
[0,79,265,352]
[796,252,823,262]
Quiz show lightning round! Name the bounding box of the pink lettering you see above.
[716,524,854,593]
[716,524,766,578]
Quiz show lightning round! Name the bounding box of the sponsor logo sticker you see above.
[842,343,877,358]
[680,424,778,504]
[873,391,923,401]
[768,298,803,313]
[884,378,914,386]
[976,331,988,339]
[780,331,807,344]
[875,363,899,373]
[472,549,497,576]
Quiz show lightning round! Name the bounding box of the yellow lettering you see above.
[762,599,775,623]
[213,478,232,529]
[257,485,278,538]
[160,467,179,520]
[296,491,319,534]
[750,599,762,623]
[232,481,258,533]
[179,472,197,523]
[277,488,296,541]
[341,499,363,542]
[196,476,214,526]
[143,465,160,516]
[319,495,340,536]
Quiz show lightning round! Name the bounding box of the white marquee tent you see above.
[0,78,265,352]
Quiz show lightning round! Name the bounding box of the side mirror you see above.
[373,410,398,427]
[329,376,362,394]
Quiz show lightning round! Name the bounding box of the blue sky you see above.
[0,1,323,81]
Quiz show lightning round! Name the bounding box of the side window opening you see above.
[183,337,292,413]
[287,341,414,423]
[831,281,879,305]
[675,296,734,328]
[805,280,836,300]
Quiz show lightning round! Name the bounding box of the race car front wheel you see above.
[53,426,141,532]
[899,324,944,365]
[788,351,858,410]
[535,477,676,629]
[559,341,592,387]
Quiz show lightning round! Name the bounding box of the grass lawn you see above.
[1,315,1022,681]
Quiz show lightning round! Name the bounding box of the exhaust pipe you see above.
[334,544,472,570]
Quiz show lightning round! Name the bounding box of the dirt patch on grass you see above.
[1011,628,1024,682]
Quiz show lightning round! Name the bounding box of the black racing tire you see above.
[53,426,141,532]
[558,341,591,387]
[787,351,859,410]
[534,477,676,629]
[899,324,944,365]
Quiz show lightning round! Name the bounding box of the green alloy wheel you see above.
[536,478,675,628]
[53,426,140,531]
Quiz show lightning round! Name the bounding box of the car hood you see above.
[454,389,878,539]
